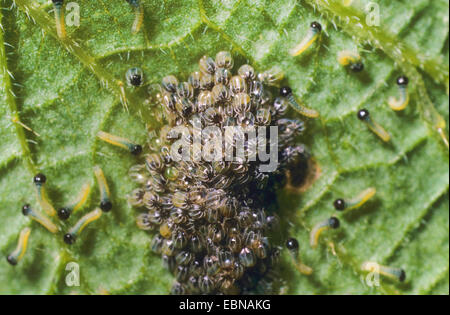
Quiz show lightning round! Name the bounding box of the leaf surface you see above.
[0,0,448,294]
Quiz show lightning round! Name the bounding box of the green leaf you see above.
[0,0,448,294]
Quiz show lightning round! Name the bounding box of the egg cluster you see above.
[128,51,309,294]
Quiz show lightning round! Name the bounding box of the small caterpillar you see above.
[97,131,143,155]
[126,0,144,34]
[58,183,91,220]
[51,0,66,39]
[280,86,319,118]
[93,166,113,212]
[337,50,364,72]
[289,22,322,57]
[286,238,313,275]
[333,187,376,211]
[357,109,391,142]
[361,261,406,282]
[310,217,340,249]
[64,208,103,244]
[33,173,56,217]
[22,204,58,234]
[6,227,31,266]
[388,76,410,111]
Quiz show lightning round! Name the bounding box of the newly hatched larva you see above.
[33,173,56,217]
[22,204,58,234]
[93,166,112,212]
[361,261,406,282]
[289,21,322,57]
[333,187,376,211]
[280,86,319,118]
[126,0,144,34]
[310,217,340,249]
[63,208,102,244]
[126,67,144,87]
[6,227,31,266]
[257,66,284,87]
[286,238,313,275]
[337,50,364,72]
[97,131,142,155]
[58,183,91,220]
[388,76,410,111]
[51,0,66,39]
[357,109,391,142]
